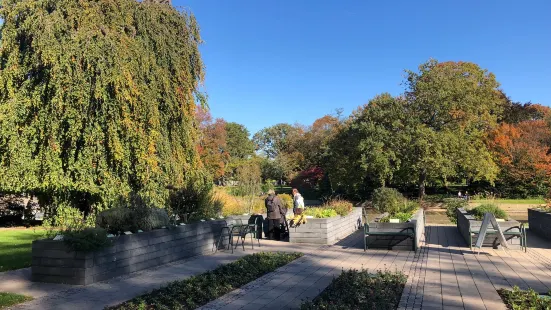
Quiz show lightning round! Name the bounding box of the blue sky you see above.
[179,0,551,135]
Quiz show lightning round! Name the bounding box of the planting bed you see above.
[528,208,551,241]
[289,207,362,244]
[32,220,226,285]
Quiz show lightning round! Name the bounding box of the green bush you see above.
[498,286,551,310]
[168,183,221,222]
[304,208,338,218]
[469,204,508,220]
[62,227,112,252]
[278,194,293,210]
[108,252,303,310]
[301,270,407,310]
[372,187,406,214]
[43,203,96,230]
[380,211,414,223]
[0,292,33,309]
[96,206,169,234]
[261,180,275,193]
[445,198,468,224]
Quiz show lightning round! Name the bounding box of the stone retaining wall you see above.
[366,209,425,251]
[456,208,521,249]
[32,220,226,285]
[528,208,551,240]
[289,208,362,244]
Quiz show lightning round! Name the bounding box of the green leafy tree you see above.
[0,0,206,213]
[225,122,254,160]
[253,123,300,159]
[403,60,503,197]
[325,60,503,199]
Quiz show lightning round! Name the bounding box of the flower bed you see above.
[456,208,522,249]
[365,209,425,251]
[288,207,362,244]
[31,220,227,285]
[107,252,302,310]
[498,286,551,309]
[301,270,407,310]
[528,208,551,241]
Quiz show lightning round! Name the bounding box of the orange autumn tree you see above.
[196,106,229,183]
[489,105,551,197]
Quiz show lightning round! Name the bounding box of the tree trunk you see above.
[418,171,427,200]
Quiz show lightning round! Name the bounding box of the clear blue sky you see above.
[177,0,551,135]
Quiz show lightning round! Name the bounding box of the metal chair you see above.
[215,219,246,253]
[241,216,262,249]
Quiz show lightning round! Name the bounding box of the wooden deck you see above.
[337,225,551,310]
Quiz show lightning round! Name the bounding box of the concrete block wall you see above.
[366,209,424,251]
[289,208,362,244]
[456,208,522,249]
[528,208,551,240]
[32,220,226,285]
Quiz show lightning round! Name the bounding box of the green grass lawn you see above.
[470,198,545,205]
[0,229,45,272]
[0,292,32,309]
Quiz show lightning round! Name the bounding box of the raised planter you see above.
[289,207,362,244]
[32,220,226,285]
[528,208,551,240]
[366,209,425,251]
[456,208,522,249]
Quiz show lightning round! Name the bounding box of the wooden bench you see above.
[363,222,415,251]
[469,223,527,252]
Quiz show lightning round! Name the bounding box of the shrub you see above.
[445,198,468,224]
[278,194,293,210]
[96,207,169,234]
[251,197,265,215]
[62,227,112,252]
[168,183,221,221]
[498,286,551,310]
[324,199,353,216]
[372,187,406,214]
[380,211,414,223]
[304,208,338,218]
[108,252,303,310]
[469,204,508,220]
[261,180,275,193]
[215,188,246,216]
[301,270,407,310]
[43,203,95,230]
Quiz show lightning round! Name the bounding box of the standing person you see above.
[292,188,305,215]
[265,190,282,240]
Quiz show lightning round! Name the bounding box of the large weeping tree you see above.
[0,0,207,213]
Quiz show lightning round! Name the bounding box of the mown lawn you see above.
[0,292,32,309]
[0,229,45,272]
[470,198,545,205]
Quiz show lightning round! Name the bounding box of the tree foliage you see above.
[225,122,254,160]
[488,113,551,197]
[0,0,206,212]
[325,60,504,198]
[196,106,228,181]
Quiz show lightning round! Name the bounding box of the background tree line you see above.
[209,60,551,201]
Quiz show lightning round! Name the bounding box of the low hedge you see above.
[498,286,551,309]
[469,204,508,220]
[107,252,303,310]
[301,270,407,310]
[0,292,32,309]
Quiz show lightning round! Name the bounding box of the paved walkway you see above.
[3,225,551,310]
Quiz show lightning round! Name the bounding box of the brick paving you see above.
[2,225,551,310]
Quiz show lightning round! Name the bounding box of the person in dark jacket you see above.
[265,189,283,240]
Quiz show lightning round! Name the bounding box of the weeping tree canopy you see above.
[0,0,207,212]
